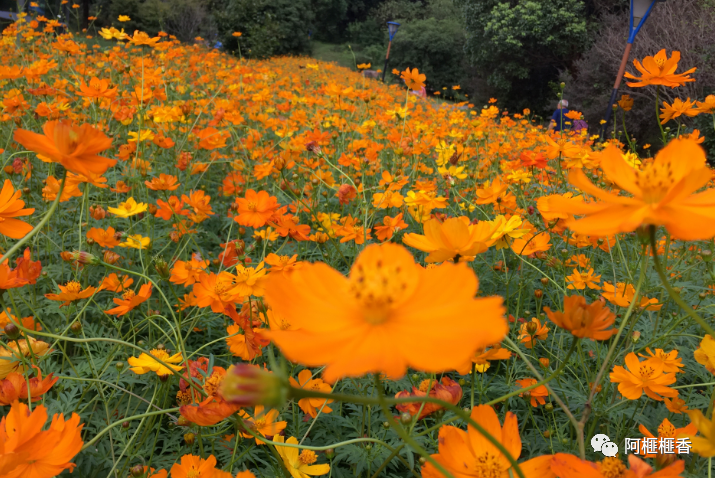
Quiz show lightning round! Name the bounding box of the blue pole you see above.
[600,0,659,139]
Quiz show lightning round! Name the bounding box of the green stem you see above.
[649,226,715,337]
[0,171,66,264]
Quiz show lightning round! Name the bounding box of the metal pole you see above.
[599,42,633,139]
[381,41,391,83]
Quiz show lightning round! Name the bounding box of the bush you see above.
[388,16,467,92]
[212,0,314,58]
[459,0,590,113]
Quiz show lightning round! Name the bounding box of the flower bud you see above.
[543,429,552,438]
[122,421,130,429]
[631,331,641,343]
[116,361,125,371]
[534,289,543,299]
[220,364,286,408]
[539,358,550,368]
[325,448,335,460]
[89,205,106,220]
[177,416,190,427]
[184,432,195,445]
[70,321,82,335]
[103,251,122,265]
[545,403,554,412]
[3,323,20,340]
[154,257,170,280]
[399,412,412,425]
[147,204,158,215]
[130,465,145,477]
[382,421,390,429]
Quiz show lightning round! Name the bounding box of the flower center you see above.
[634,160,676,204]
[658,421,676,437]
[348,260,409,325]
[638,364,655,379]
[473,452,504,478]
[122,289,136,301]
[654,58,666,69]
[253,416,266,427]
[298,450,317,465]
[599,457,627,478]
[246,201,257,211]
[66,281,82,294]
[186,469,200,478]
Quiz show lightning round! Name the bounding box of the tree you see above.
[213,0,314,58]
[458,0,590,112]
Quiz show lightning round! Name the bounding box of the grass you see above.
[310,40,357,70]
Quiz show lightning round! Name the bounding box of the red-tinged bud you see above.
[147,204,158,215]
[89,205,106,220]
[103,251,122,265]
[4,323,20,340]
[184,432,195,445]
[154,257,170,279]
[539,358,550,368]
[220,364,286,408]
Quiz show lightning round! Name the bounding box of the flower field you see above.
[3,14,715,478]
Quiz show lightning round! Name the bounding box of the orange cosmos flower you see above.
[155,196,189,221]
[546,138,715,240]
[239,405,287,445]
[289,369,334,418]
[225,323,268,361]
[638,418,697,467]
[0,309,40,335]
[0,401,84,478]
[45,280,96,307]
[77,77,117,99]
[402,217,496,263]
[263,243,507,383]
[183,190,214,223]
[543,295,617,340]
[551,453,684,478]
[609,352,678,401]
[624,49,696,88]
[373,213,408,241]
[234,189,280,228]
[395,377,462,420]
[180,395,241,426]
[145,173,180,191]
[170,454,224,478]
[659,97,699,124]
[518,317,549,349]
[421,405,554,478]
[400,67,426,90]
[457,344,512,374]
[0,338,51,379]
[105,283,152,316]
[265,253,302,276]
[13,120,116,183]
[0,367,58,405]
[170,257,209,286]
[601,282,662,310]
[128,349,184,376]
[86,226,120,248]
[565,268,601,290]
[664,396,689,415]
[195,127,229,150]
[14,248,41,284]
[128,30,160,46]
[97,273,133,292]
[516,378,549,407]
[638,348,684,373]
[193,271,243,313]
[0,179,35,239]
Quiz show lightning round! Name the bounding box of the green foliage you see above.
[388,16,466,91]
[458,0,590,112]
[213,0,314,58]
[311,0,348,41]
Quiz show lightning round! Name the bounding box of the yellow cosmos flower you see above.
[118,234,151,249]
[128,349,184,376]
[0,338,52,379]
[108,197,148,218]
[489,215,530,249]
[117,15,131,22]
[274,436,331,478]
